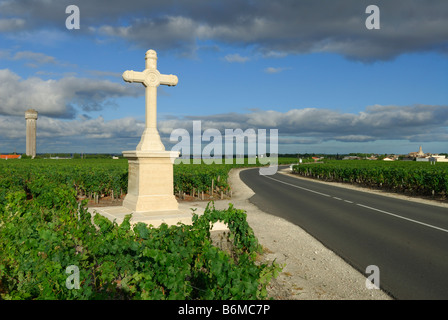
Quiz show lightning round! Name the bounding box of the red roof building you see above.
[0,155,22,159]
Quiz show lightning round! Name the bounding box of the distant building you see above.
[25,109,38,158]
[0,155,22,160]
[417,146,424,157]
[408,146,448,162]
[408,146,430,159]
[383,157,394,161]
[432,155,448,163]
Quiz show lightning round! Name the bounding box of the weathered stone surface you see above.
[121,50,179,212]
[25,109,38,158]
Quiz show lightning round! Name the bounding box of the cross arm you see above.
[159,74,178,87]
[122,70,146,84]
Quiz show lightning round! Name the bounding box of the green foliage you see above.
[173,163,231,194]
[0,178,281,300]
[0,157,292,201]
[0,158,128,201]
[0,157,284,299]
[292,160,448,197]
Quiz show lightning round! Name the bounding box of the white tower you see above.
[25,109,38,158]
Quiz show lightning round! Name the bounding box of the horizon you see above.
[0,1,447,155]
[1,149,447,157]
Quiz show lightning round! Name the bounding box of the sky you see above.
[0,0,447,155]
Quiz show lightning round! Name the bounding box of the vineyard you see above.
[0,158,236,204]
[292,160,448,200]
[0,189,281,299]
[0,157,288,299]
[0,158,129,206]
[0,157,297,204]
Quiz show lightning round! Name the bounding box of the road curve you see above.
[240,166,448,300]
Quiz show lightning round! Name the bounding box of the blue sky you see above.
[0,0,447,155]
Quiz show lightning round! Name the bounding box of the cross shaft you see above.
[122,50,178,151]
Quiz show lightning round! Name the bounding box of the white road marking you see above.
[264,173,448,234]
[263,175,331,197]
[356,204,448,234]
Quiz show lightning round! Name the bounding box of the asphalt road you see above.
[240,166,448,300]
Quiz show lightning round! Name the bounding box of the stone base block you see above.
[88,202,229,231]
[122,149,179,212]
[122,194,179,212]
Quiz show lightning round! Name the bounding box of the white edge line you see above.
[264,173,448,234]
[357,203,448,234]
[263,175,331,197]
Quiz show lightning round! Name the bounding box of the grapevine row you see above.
[0,158,266,203]
[292,160,448,198]
[0,167,281,300]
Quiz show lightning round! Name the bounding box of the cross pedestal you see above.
[122,49,179,212]
[122,150,179,212]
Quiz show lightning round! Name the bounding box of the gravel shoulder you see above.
[188,167,393,300]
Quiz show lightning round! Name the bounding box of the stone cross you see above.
[122,49,178,151]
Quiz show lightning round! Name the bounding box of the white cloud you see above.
[94,1,448,61]
[264,67,288,74]
[0,69,142,118]
[0,18,25,32]
[0,1,447,61]
[1,104,447,153]
[0,114,145,153]
[1,1,447,61]
[262,51,288,58]
[97,16,200,53]
[333,135,376,142]
[223,53,250,63]
[0,49,76,69]
[12,51,56,65]
[162,105,448,144]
